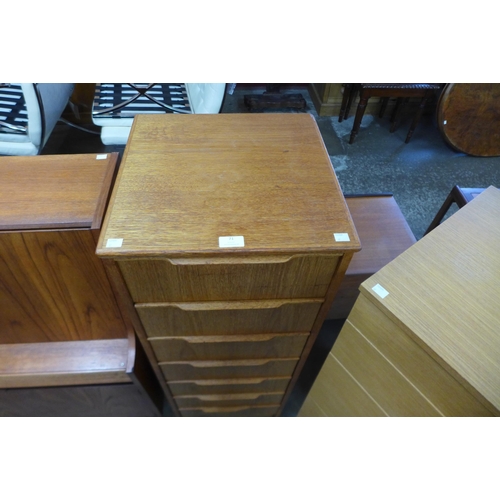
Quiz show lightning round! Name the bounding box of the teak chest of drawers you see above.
[97,113,360,417]
[300,186,500,417]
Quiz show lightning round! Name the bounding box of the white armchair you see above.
[0,83,74,155]
[92,83,226,145]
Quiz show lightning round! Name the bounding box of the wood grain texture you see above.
[118,254,339,302]
[347,295,493,416]
[96,113,360,257]
[0,229,127,343]
[277,252,354,415]
[179,405,279,417]
[175,392,284,408]
[298,352,387,417]
[159,358,299,381]
[341,196,416,275]
[437,83,500,157]
[150,333,309,362]
[136,299,322,337]
[96,113,359,416]
[100,259,180,416]
[0,339,130,388]
[328,195,416,319]
[333,320,442,416]
[168,377,291,396]
[361,186,500,413]
[0,153,118,230]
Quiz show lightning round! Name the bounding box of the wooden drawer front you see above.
[299,352,387,417]
[168,377,291,396]
[160,358,298,381]
[348,295,494,416]
[136,299,322,337]
[150,333,309,362]
[175,392,284,409]
[118,254,339,302]
[180,405,279,417]
[333,320,441,416]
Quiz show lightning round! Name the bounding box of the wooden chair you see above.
[339,83,442,144]
[424,186,487,235]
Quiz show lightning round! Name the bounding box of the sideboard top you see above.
[0,153,118,231]
[97,114,360,257]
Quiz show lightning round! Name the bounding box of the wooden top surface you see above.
[361,186,500,411]
[97,114,360,257]
[345,195,416,274]
[0,153,118,231]
[437,83,500,157]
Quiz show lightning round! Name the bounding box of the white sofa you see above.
[0,83,74,156]
[92,83,226,145]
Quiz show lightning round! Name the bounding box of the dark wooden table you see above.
[437,83,500,157]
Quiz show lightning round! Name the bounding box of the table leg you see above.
[349,95,369,144]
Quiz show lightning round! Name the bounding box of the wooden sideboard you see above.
[327,195,416,319]
[0,153,163,415]
[96,113,360,417]
[300,186,500,417]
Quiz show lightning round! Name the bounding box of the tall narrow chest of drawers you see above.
[96,113,360,417]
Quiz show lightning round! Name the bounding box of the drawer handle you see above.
[193,405,280,414]
[159,358,299,368]
[166,254,338,266]
[137,299,323,311]
[162,333,308,344]
[190,378,269,386]
[179,393,278,402]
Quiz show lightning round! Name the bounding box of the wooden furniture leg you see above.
[405,96,428,143]
[390,97,408,132]
[349,95,369,144]
[344,85,357,121]
[423,185,485,235]
[339,84,352,122]
[379,97,389,118]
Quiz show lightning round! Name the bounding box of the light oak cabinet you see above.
[97,113,360,417]
[300,186,500,417]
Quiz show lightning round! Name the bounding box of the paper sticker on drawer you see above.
[334,233,350,242]
[106,238,123,248]
[96,154,108,160]
[219,236,245,248]
[372,283,389,299]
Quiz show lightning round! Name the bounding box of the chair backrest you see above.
[0,83,74,155]
[185,83,226,114]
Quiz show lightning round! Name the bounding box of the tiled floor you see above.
[17,84,500,416]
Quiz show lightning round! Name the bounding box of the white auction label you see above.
[372,283,389,299]
[219,236,245,248]
[96,154,108,160]
[334,233,350,242]
[106,238,123,248]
